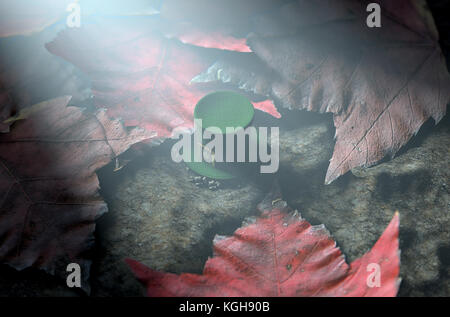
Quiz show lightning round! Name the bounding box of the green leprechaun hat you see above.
[185,91,255,180]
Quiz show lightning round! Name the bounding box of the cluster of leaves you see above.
[46,0,450,184]
[0,0,448,295]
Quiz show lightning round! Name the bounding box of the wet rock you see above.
[272,122,334,175]
[281,120,450,296]
[93,142,267,296]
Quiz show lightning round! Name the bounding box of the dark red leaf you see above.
[159,0,280,52]
[0,96,152,291]
[126,197,400,297]
[250,0,450,184]
[198,0,450,183]
[46,18,279,140]
[162,24,251,52]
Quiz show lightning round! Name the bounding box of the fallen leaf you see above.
[159,0,282,52]
[198,0,450,184]
[0,96,153,292]
[46,17,280,141]
[2,98,57,124]
[126,195,400,297]
[161,23,251,53]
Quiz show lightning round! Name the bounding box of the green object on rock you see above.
[186,91,255,180]
[194,91,255,134]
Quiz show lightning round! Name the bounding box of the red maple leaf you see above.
[46,17,280,142]
[159,0,281,52]
[126,196,400,297]
[195,0,450,184]
[249,0,450,184]
[0,96,152,291]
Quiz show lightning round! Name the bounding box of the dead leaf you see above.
[161,23,251,52]
[0,96,153,292]
[198,0,450,183]
[126,196,400,297]
[46,17,280,141]
[159,0,282,52]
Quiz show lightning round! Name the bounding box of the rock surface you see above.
[271,121,334,175]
